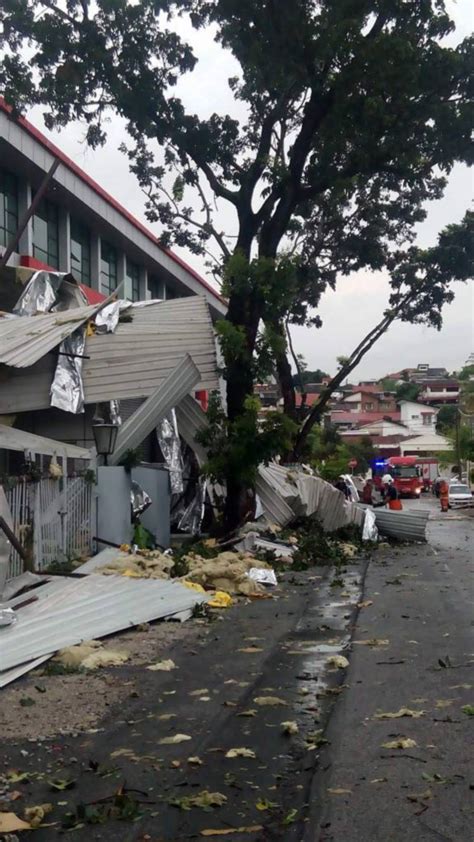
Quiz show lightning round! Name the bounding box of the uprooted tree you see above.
[2,0,472,526]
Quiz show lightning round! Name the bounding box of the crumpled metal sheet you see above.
[131,480,152,517]
[157,410,184,495]
[13,270,64,315]
[95,300,129,333]
[109,399,122,426]
[362,508,378,542]
[50,326,86,414]
[178,476,207,535]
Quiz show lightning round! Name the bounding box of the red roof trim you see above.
[0,98,225,306]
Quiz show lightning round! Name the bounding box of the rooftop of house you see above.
[330,410,401,425]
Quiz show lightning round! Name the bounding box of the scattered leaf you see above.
[461,704,474,716]
[326,655,349,669]
[159,734,192,745]
[237,709,257,717]
[0,812,31,832]
[450,684,471,690]
[48,778,75,791]
[188,757,203,766]
[282,808,298,825]
[19,696,35,707]
[24,803,53,828]
[407,788,433,803]
[190,689,209,696]
[225,748,256,759]
[374,708,424,720]
[200,826,263,837]
[353,639,389,647]
[170,790,227,811]
[422,772,446,783]
[237,647,263,653]
[370,778,388,784]
[327,788,352,795]
[435,700,454,709]
[146,659,176,672]
[6,771,30,784]
[381,738,417,749]
[281,720,299,735]
[357,600,373,609]
[255,798,277,811]
[158,714,176,721]
[254,696,287,706]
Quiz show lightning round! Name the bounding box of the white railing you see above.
[6,476,93,576]
[5,480,33,579]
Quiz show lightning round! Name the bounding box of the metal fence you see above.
[6,476,93,577]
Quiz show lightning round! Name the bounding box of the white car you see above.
[448,483,474,508]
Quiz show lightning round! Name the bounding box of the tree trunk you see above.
[223,284,261,531]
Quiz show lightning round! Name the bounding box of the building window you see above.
[32,198,59,267]
[126,258,140,302]
[0,169,18,248]
[100,241,117,295]
[422,414,432,426]
[70,218,91,284]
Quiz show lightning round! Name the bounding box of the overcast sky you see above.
[29,0,473,379]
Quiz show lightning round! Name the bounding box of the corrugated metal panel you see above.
[0,573,209,673]
[0,297,218,411]
[255,473,295,527]
[0,424,91,459]
[0,304,102,368]
[175,394,210,466]
[374,509,429,542]
[109,355,200,465]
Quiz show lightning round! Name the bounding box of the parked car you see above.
[448,483,474,509]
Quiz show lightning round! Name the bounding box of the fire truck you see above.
[372,456,423,499]
[414,457,439,492]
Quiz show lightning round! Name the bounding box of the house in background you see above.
[418,379,460,405]
[411,364,449,382]
[398,400,438,435]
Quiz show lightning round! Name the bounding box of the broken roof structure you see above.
[0,295,219,414]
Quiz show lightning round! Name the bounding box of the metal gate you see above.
[6,477,93,576]
[34,477,93,570]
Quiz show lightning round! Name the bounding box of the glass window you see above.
[422,414,432,426]
[0,169,18,248]
[100,240,117,295]
[32,198,59,267]
[126,258,140,302]
[70,218,91,284]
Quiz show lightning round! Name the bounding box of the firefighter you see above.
[386,478,402,510]
[439,479,449,512]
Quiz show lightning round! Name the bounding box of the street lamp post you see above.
[92,423,119,466]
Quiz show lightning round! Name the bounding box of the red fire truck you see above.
[414,457,439,492]
[372,456,423,499]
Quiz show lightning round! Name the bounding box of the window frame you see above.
[32,197,59,268]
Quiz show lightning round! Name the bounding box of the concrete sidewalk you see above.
[305,506,474,842]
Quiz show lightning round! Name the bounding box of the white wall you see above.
[399,401,438,435]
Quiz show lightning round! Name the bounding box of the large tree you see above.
[1,0,472,525]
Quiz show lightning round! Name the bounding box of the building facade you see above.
[0,100,225,318]
[399,400,438,435]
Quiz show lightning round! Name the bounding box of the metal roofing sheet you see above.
[109,355,200,465]
[0,297,218,411]
[374,509,429,542]
[0,423,91,459]
[0,574,208,672]
[0,304,103,368]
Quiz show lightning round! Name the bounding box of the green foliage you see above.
[292,367,329,389]
[381,378,397,392]
[304,424,374,479]
[395,382,421,402]
[197,392,297,489]
[118,449,141,471]
[436,404,458,432]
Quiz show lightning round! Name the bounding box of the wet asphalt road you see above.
[306,495,474,842]
[1,495,472,841]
